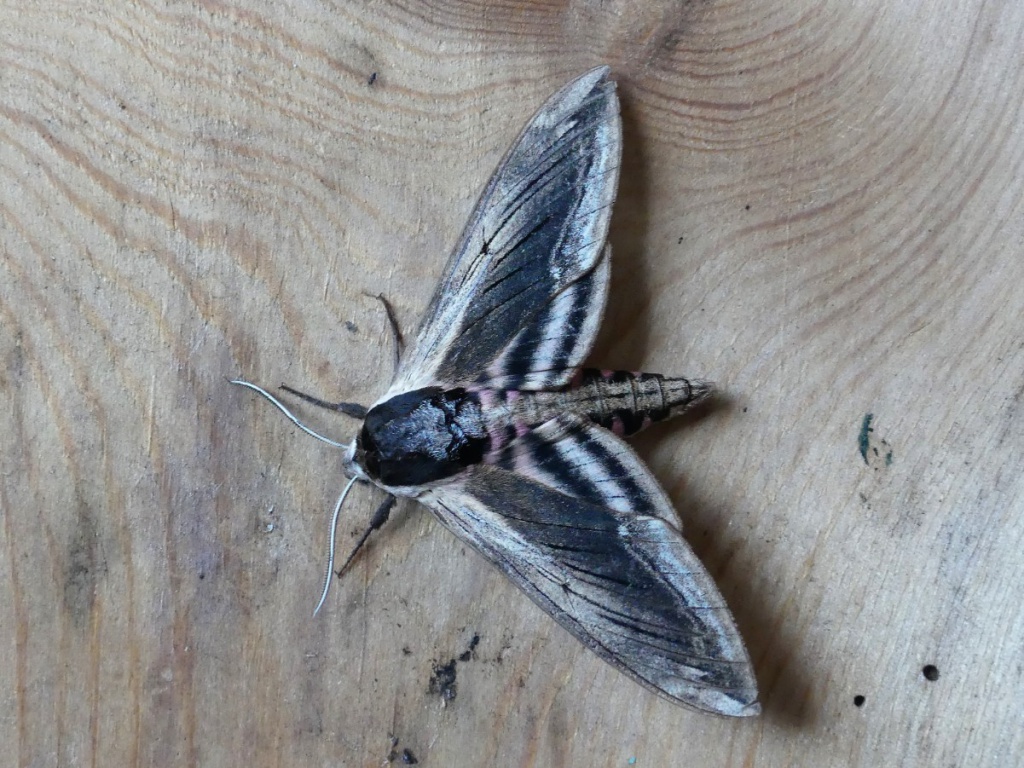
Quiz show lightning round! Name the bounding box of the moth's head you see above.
[341,438,368,482]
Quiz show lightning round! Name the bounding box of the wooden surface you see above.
[2,1,1022,766]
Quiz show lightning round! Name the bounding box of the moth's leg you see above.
[278,385,368,419]
[371,292,403,372]
[336,494,397,578]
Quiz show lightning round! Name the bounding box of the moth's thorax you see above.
[356,387,490,487]
[475,369,711,453]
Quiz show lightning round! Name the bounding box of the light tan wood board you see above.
[2,1,1022,766]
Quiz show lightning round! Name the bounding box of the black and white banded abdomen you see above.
[477,368,712,451]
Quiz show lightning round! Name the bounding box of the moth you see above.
[234,67,759,717]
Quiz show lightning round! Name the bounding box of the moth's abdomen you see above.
[478,369,712,450]
[571,369,711,436]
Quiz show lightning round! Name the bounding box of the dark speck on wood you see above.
[428,659,458,701]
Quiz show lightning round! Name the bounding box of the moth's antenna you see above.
[314,475,359,616]
[229,379,346,448]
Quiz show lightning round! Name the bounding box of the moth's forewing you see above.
[386,67,621,398]
[421,416,759,717]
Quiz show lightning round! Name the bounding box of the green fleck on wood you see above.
[858,413,874,464]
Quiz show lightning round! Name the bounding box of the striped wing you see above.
[385,67,620,398]
[421,415,759,716]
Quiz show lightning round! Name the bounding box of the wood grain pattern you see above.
[2,1,1022,765]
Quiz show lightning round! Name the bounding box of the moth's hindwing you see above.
[386,66,621,399]
[488,413,679,521]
